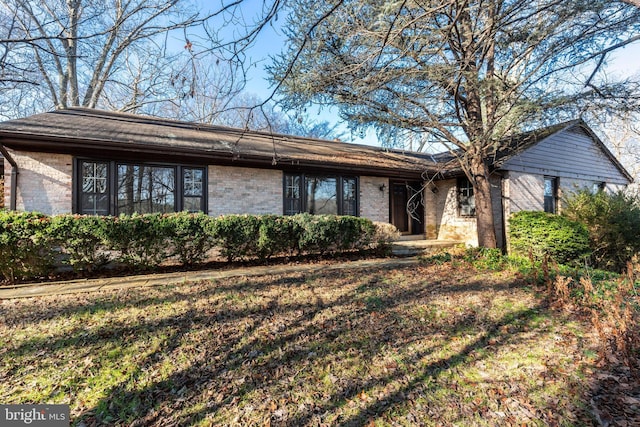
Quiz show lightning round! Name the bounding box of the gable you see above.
[498,126,631,185]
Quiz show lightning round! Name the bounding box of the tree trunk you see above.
[469,155,497,248]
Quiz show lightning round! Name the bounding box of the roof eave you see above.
[0,132,429,180]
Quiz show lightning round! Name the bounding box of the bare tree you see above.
[0,0,256,116]
[591,112,640,194]
[268,0,640,247]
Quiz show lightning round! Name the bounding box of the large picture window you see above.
[117,164,175,215]
[76,160,206,215]
[306,176,337,214]
[284,174,359,216]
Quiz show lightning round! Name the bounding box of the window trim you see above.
[283,173,359,216]
[74,158,207,215]
[457,176,476,218]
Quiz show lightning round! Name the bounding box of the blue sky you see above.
[184,1,640,147]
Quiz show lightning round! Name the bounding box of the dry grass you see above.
[0,262,601,426]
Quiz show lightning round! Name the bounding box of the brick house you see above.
[0,108,632,248]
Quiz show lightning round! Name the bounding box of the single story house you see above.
[0,108,633,248]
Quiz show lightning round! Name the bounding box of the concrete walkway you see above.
[0,257,422,299]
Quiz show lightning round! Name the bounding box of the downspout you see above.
[0,142,17,210]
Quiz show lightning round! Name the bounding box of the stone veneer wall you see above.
[431,178,478,246]
[426,175,505,248]
[4,150,73,215]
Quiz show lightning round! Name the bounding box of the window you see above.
[284,175,302,215]
[284,174,358,216]
[592,181,606,194]
[457,177,475,217]
[544,177,558,213]
[182,168,205,212]
[306,176,337,214]
[80,161,109,215]
[342,178,357,216]
[117,164,175,215]
[76,160,206,215]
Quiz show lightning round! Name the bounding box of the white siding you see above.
[500,128,629,185]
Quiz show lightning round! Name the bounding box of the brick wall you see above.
[207,169,392,222]
[4,150,72,215]
[424,183,438,239]
[359,176,389,223]
[208,166,283,216]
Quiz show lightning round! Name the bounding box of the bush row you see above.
[0,211,395,283]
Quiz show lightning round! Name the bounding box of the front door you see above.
[391,182,424,235]
[391,183,409,233]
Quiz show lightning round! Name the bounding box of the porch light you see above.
[379,183,386,192]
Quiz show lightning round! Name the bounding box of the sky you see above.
[185,1,640,148]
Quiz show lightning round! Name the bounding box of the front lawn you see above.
[0,262,602,425]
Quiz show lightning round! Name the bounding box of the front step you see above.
[391,239,462,256]
[396,234,427,242]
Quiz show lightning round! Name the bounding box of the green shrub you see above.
[563,190,640,272]
[0,211,387,280]
[509,210,590,266]
[0,211,54,282]
[169,212,216,266]
[294,214,340,254]
[335,216,377,250]
[257,215,301,260]
[104,213,173,269]
[50,214,111,272]
[209,214,262,262]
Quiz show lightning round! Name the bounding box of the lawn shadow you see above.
[1,263,595,425]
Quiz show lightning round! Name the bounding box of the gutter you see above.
[0,142,17,210]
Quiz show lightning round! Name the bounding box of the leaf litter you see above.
[0,261,627,425]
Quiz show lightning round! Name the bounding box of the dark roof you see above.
[0,108,438,179]
[0,108,630,182]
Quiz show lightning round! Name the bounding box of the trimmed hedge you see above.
[0,211,392,283]
[0,211,54,282]
[49,214,110,272]
[509,210,591,266]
